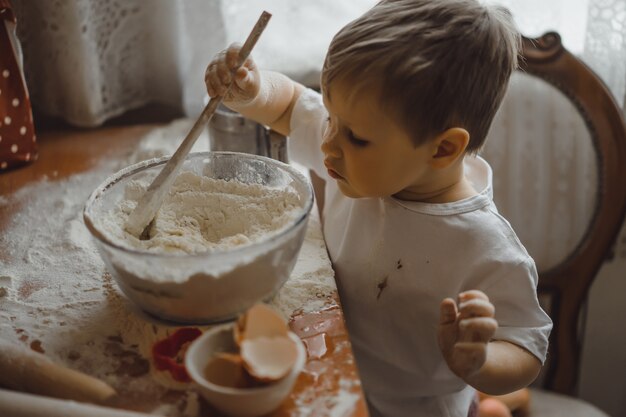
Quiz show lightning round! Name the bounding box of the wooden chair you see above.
[481,32,626,416]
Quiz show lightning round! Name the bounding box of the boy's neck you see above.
[393,158,477,203]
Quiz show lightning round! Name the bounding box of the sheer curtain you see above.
[11,0,376,127]
[12,0,626,127]
[487,0,626,107]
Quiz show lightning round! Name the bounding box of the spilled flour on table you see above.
[0,119,339,415]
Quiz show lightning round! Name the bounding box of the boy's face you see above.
[322,81,435,199]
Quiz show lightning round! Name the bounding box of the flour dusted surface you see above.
[99,172,302,255]
[0,119,340,416]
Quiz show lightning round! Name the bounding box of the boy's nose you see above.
[321,131,342,158]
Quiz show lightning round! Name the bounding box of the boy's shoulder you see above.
[458,205,533,266]
[385,193,531,263]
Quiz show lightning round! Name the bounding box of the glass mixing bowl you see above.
[84,152,313,324]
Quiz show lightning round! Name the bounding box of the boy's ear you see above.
[430,128,470,168]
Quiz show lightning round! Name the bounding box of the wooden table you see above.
[0,124,368,416]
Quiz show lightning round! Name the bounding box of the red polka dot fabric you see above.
[0,1,36,172]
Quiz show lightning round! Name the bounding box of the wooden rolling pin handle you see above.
[0,388,151,417]
[0,340,116,404]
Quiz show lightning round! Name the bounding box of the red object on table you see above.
[151,327,203,382]
[0,0,36,172]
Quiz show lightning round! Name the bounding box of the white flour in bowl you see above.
[98,172,302,255]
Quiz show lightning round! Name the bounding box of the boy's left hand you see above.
[438,290,498,381]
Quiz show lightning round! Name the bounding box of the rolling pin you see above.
[0,388,152,417]
[0,339,116,404]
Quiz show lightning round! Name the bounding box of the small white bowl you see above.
[185,324,306,417]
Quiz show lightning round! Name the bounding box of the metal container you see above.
[209,105,288,163]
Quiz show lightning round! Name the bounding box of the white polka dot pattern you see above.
[0,2,37,172]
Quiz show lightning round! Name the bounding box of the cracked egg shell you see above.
[234,303,288,346]
[240,335,298,382]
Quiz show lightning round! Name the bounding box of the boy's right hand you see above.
[205,43,261,105]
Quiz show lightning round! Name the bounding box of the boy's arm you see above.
[205,44,305,136]
[438,290,542,395]
[465,340,540,395]
[229,71,305,137]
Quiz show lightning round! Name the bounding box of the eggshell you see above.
[235,304,288,345]
[240,336,298,382]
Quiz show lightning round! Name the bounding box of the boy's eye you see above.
[348,130,369,147]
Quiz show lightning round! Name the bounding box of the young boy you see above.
[205,1,552,416]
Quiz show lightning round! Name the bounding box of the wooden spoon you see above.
[125,11,272,239]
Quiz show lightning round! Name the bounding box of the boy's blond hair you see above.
[321,0,520,152]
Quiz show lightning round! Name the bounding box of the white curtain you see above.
[486,0,626,107]
[12,1,626,127]
[12,0,376,127]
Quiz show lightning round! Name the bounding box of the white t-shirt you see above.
[289,89,552,417]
